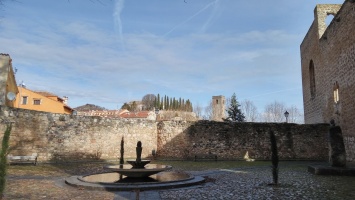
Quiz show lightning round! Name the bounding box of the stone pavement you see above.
[114,191,161,200]
[5,162,355,200]
[113,165,355,200]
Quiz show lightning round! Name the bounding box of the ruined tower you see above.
[301,1,355,161]
[212,95,225,121]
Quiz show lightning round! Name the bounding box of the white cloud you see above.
[1,8,303,110]
[113,0,125,48]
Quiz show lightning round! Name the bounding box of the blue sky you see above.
[0,0,344,112]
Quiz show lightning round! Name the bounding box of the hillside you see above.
[74,104,107,111]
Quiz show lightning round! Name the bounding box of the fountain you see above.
[103,141,172,178]
[65,140,204,191]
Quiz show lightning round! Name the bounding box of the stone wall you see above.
[157,120,329,160]
[0,106,329,162]
[0,106,157,162]
[300,1,355,161]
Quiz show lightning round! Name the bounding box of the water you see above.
[81,171,192,184]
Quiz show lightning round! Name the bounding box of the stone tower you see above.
[301,1,355,161]
[212,95,225,121]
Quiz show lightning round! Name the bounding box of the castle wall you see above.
[301,1,355,161]
[0,106,329,162]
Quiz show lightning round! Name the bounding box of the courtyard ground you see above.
[3,160,355,200]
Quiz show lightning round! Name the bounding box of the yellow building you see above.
[14,86,74,114]
[0,54,19,107]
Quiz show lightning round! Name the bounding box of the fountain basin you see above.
[104,164,172,178]
[65,171,205,191]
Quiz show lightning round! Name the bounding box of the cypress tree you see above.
[119,136,124,165]
[270,130,279,185]
[156,94,160,108]
[0,124,12,200]
[179,98,182,110]
[165,96,168,110]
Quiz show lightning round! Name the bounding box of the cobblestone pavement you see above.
[4,162,355,200]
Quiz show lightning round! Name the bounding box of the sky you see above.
[0,0,345,112]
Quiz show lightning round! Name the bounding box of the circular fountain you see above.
[104,163,172,178]
[65,141,204,191]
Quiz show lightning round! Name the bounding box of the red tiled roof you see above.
[22,88,73,111]
[35,91,58,97]
[119,111,151,118]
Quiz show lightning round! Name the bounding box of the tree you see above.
[193,103,203,119]
[130,101,138,112]
[160,97,163,110]
[203,100,213,120]
[241,100,259,122]
[121,103,131,110]
[185,99,193,112]
[141,94,156,111]
[224,93,245,122]
[286,105,304,124]
[269,130,279,185]
[0,124,11,200]
[262,101,286,122]
[155,93,160,108]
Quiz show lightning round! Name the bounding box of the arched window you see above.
[309,60,316,99]
[333,81,339,103]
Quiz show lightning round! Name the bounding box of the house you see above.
[0,54,19,107]
[13,86,74,114]
[119,111,156,120]
[77,109,129,118]
[300,1,355,162]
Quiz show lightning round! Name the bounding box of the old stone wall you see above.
[1,106,329,162]
[301,1,355,161]
[0,106,157,162]
[157,120,329,160]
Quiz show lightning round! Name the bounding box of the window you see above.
[33,99,41,105]
[22,96,28,105]
[309,60,316,99]
[333,82,339,103]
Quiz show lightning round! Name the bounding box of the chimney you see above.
[63,96,68,105]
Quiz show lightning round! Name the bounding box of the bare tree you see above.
[262,101,286,122]
[286,105,304,124]
[193,103,203,120]
[141,94,156,111]
[241,99,259,122]
[224,96,230,118]
[203,100,213,120]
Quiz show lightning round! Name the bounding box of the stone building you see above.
[212,95,225,121]
[300,1,355,161]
